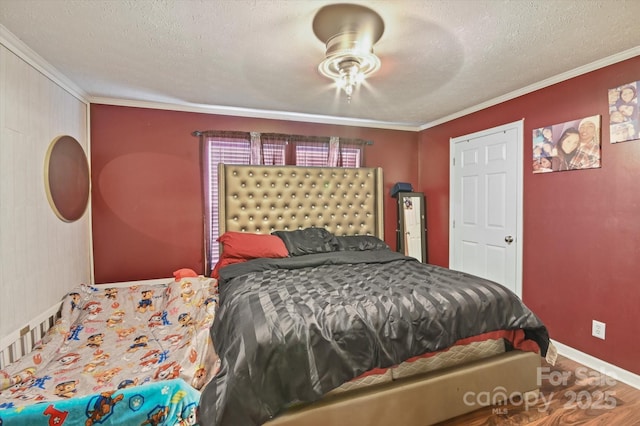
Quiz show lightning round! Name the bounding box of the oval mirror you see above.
[44,135,90,222]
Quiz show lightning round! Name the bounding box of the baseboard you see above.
[552,339,640,390]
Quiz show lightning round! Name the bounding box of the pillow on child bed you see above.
[334,235,390,252]
[272,227,339,256]
[217,231,289,259]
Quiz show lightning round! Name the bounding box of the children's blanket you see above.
[0,276,220,425]
[0,378,200,425]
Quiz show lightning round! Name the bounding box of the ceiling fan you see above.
[312,3,385,102]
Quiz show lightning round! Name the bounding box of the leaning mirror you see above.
[44,135,90,222]
[396,192,428,263]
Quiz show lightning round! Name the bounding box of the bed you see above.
[0,275,219,425]
[198,164,553,426]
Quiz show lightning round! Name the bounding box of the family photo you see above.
[532,115,601,173]
[609,81,639,143]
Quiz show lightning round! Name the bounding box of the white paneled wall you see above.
[0,43,91,338]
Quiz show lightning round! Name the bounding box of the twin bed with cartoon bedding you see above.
[0,165,552,426]
[0,275,218,425]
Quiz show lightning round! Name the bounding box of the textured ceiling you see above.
[1,0,639,129]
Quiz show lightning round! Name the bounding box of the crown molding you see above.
[0,24,89,104]
[3,22,637,133]
[419,47,640,131]
[89,96,422,132]
[0,24,415,131]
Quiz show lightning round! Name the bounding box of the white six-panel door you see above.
[449,121,523,297]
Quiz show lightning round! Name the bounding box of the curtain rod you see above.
[192,130,373,145]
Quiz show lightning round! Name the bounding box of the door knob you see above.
[505,236,514,244]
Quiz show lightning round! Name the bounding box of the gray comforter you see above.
[198,250,549,425]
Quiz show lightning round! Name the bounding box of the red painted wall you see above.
[418,56,640,375]
[90,105,418,283]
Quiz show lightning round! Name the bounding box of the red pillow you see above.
[211,232,289,279]
[217,232,289,259]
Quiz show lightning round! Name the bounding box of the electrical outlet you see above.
[592,320,606,340]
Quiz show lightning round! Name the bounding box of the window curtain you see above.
[331,137,364,167]
[258,133,368,167]
[194,130,371,275]
[194,131,251,275]
[256,133,287,165]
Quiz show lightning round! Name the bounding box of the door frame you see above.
[448,119,524,297]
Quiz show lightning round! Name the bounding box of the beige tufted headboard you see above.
[218,164,384,238]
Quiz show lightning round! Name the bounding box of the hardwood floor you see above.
[437,355,640,425]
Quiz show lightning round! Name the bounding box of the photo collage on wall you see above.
[608,81,639,143]
[532,115,601,173]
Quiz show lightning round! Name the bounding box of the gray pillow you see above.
[334,235,390,252]
[272,227,339,256]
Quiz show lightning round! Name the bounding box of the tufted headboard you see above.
[218,164,384,238]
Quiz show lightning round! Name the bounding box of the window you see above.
[195,130,370,275]
[295,142,329,166]
[200,132,252,270]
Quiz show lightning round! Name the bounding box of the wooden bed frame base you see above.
[267,351,541,426]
